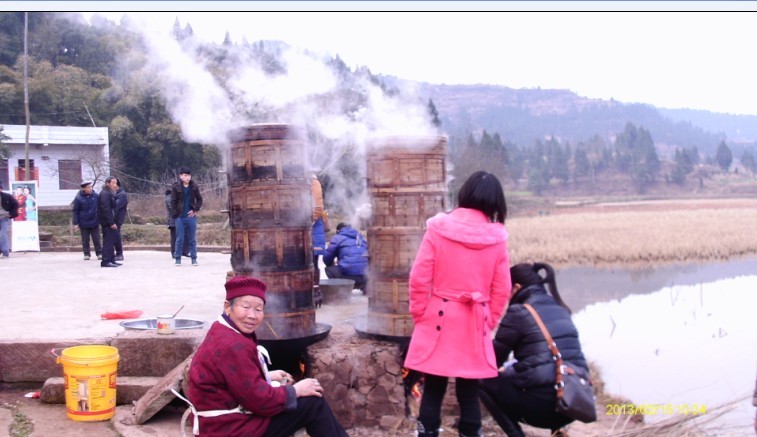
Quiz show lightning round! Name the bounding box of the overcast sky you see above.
[48,8,757,116]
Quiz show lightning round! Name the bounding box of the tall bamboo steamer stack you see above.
[227,124,316,340]
[360,135,448,338]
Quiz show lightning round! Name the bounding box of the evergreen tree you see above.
[741,149,756,173]
[527,140,550,195]
[546,136,569,183]
[715,140,733,172]
[573,147,590,181]
[505,141,525,186]
[671,147,694,185]
[427,99,441,131]
[613,123,660,192]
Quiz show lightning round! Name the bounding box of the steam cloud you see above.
[116,15,441,224]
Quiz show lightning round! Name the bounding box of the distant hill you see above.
[383,78,757,158]
[657,108,757,143]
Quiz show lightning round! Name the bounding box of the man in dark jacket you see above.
[72,181,102,261]
[165,188,189,259]
[170,166,203,266]
[113,178,128,261]
[98,177,121,268]
[0,182,19,258]
[323,223,369,291]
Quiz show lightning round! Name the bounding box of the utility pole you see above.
[23,12,30,179]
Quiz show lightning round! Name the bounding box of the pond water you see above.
[558,257,757,435]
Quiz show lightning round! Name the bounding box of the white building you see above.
[1,124,109,208]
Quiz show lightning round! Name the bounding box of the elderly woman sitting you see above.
[186,276,348,437]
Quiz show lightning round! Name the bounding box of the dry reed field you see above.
[507,198,757,268]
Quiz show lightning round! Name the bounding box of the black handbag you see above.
[524,304,597,423]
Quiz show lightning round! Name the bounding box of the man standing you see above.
[72,181,102,261]
[0,182,20,259]
[165,188,189,259]
[113,178,128,261]
[98,177,120,268]
[170,167,202,266]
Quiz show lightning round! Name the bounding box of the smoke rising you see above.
[112,15,442,223]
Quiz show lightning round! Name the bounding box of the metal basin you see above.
[120,318,206,330]
[319,278,355,304]
[258,322,332,356]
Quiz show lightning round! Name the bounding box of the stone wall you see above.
[308,322,413,430]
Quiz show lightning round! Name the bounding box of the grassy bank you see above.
[507,198,757,268]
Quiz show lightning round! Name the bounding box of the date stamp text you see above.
[605,403,707,416]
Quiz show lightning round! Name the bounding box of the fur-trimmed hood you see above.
[426,208,508,248]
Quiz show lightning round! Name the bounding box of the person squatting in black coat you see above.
[479,262,590,437]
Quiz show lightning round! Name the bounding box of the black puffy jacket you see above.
[1,191,19,218]
[72,190,99,228]
[98,188,117,227]
[493,284,588,389]
[115,188,128,227]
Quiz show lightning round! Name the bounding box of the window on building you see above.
[15,159,38,182]
[59,159,82,190]
[0,159,8,190]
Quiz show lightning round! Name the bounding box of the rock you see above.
[121,355,193,426]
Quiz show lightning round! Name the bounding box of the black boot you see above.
[457,419,483,437]
[417,420,439,437]
[479,390,525,437]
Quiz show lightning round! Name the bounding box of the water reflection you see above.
[557,256,757,314]
[563,258,757,435]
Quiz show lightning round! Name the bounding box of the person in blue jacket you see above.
[72,181,102,261]
[323,223,368,292]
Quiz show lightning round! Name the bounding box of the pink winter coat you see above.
[403,208,511,379]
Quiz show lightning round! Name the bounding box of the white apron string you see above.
[171,388,252,436]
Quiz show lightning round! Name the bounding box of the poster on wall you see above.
[11,180,40,252]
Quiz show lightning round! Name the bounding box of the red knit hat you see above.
[225,276,267,303]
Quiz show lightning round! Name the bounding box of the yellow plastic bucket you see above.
[55,345,119,422]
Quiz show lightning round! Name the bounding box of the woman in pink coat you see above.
[405,171,512,437]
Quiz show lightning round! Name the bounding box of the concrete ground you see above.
[0,251,616,437]
[0,250,370,437]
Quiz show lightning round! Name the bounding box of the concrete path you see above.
[0,250,371,436]
[0,250,365,340]
[0,250,233,340]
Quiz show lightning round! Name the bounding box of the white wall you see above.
[2,125,109,208]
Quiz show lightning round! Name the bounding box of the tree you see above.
[505,141,525,186]
[527,140,550,195]
[573,147,590,181]
[741,149,756,174]
[671,147,694,185]
[171,17,193,41]
[0,125,10,159]
[545,136,569,184]
[427,99,441,132]
[715,140,733,172]
[613,123,660,192]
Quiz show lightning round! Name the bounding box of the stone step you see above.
[0,330,204,383]
[40,376,163,405]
